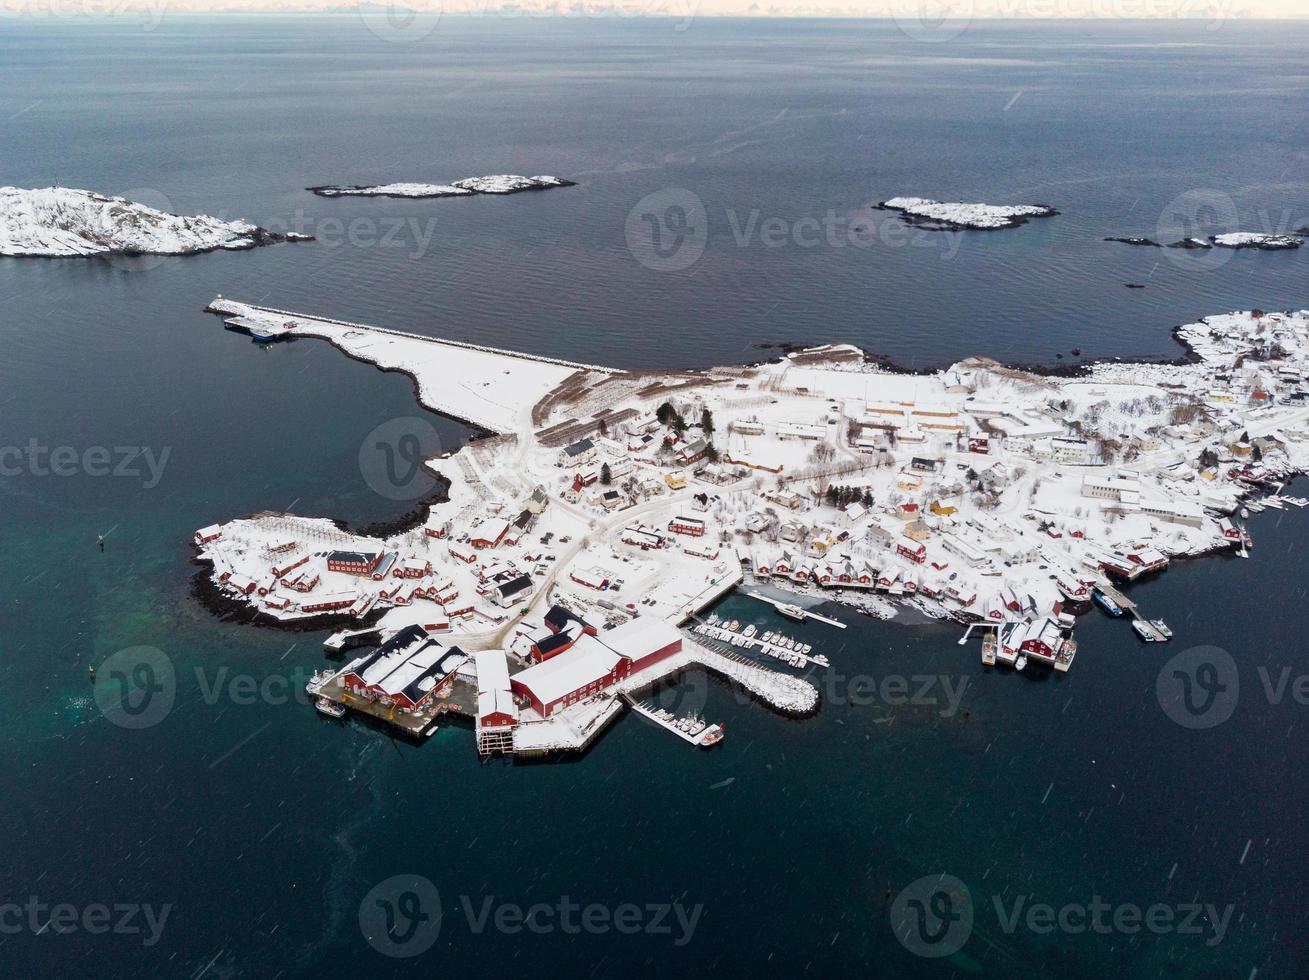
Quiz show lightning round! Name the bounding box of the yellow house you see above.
[929,500,957,517]
[903,520,931,542]
[665,471,688,490]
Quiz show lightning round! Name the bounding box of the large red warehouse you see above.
[510,616,683,717]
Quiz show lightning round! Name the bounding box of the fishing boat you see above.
[699,723,725,748]
[743,624,757,638]
[314,696,346,719]
[1015,651,1028,671]
[775,602,807,622]
[1131,619,1160,642]
[1240,508,1250,519]
[812,654,831,667]
[981,631,997,667]
[1093,589,1124,617]
[1150,619,1173,639]
[726,620,740,632]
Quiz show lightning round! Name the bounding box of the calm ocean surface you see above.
[1,15,1307,978]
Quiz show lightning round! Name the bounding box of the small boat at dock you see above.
[699,723,725,748]
[1093,589,1123,617]
[314,696,346,719]
[775,603,806,622]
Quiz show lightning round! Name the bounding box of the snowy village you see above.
[192,297,1309,758]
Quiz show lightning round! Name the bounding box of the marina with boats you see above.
[691,612,831,670]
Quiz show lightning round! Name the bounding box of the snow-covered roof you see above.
[513,635,620,705]
[598,616,682,663]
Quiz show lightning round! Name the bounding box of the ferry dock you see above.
[1094,582,1172,643]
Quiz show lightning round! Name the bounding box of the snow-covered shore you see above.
[307,175,575,199]
[1107,232,1303,251]
[878,196,1058,230]
[0,187,309,258]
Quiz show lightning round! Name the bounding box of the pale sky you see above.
[46,0,1309,17]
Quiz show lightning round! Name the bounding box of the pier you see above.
[1096,582,1171,643]
[308,671,476,738]
[745,590,847,629]
[323,627,383,652]
[620,693,723,748]
[205,297,617,434]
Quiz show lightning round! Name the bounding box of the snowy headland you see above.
[196,299,1309,753]
[1107,232,1303,251]
[877,197,1059,231]
[0,187,310,258]
[306,176,576,199]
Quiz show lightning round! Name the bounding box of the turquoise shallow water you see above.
[1,16,1307,978]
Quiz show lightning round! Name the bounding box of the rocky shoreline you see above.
[875,197,1059,231]
[0,186,311,258]
[1106,233,1303,251]
[307,175,576,200]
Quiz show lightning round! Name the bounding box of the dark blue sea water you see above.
[1,15,1307,979]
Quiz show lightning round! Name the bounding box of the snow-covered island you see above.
[195,298,1309,757]
[307,175,576,199]
[0,187,310,258]
[877,196,1059,230]
[1107,233,1303,251]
